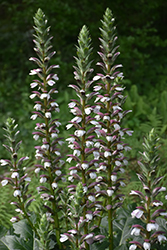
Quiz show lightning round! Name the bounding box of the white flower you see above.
[30,82,38,88]
[0,159,8,166]
[66,157,73,163]
[120,181,126,187]
[94,185,100,192]
[70,170,77,175]
[111,175,117,182]
[153,201,163,206]
[30,93,36,99]
[89,173,97,179]
[68,102,76,108]
[68,176,74,182]
[44,162,51,168]
[158,235,167,244]
[84,233,94,240]
[86,214,93,221]
[71,116,82,123]
[66,124,73,130]
[93,75,101,81]
[11,172,19,178]
[114,124,121,130]
[101,97,110,102]
[45,112,51,118]
[29,68,41,75]
[13,190,21,197]
[25,177,31,182]
[131,227,140,236]
[35,167,40,173]
[160,212,167,216]
[83,186,88,193]
[107,190,114,196]
[93,151,100,160]
[147,223,158,231]
[40,93,50,99]
[41,144,49,150]
[47,80,55,86]
[165,195,167,200]
[31,114,38,120]
[117,144,124,150]
[143,242,150,250]
[60,234,68,243]
[51,102,59,107]
[74,130,86,137]
[93,85,102,91]
[1,179,8,186]
[115,160,121,166]
[81,163,89,170]
[86,141,94,147]
[130,190,139,195]
[73,150,80,157]
[85,107,92,115]
[104,151,112,158]
[126,130,133,136]
[159,187,166,192]
[106,136,113,142]
[33,134,39,140]
[94,105,101,113]
[51,133,58,138]
[99,165,106,171]
[129,244,137,250]
[131,209,144,219]
[40,177,47,183]
[10,217,18,223]
[52,182,58,189]
[103,115,110,121]
[88,195,95,202]
[55,170,62,176]
[34,104,41,111]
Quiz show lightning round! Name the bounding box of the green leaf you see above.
[113,205,138,248]
[1,235,32,250]
[0,225,8,239]
[13,219,33,240]
[0,239,10,250]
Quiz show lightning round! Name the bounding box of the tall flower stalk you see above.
[0,118,37,235]
[93,8,132,250]
[129,129,167,250]
[65,25,103,250]
[29,9,64,249]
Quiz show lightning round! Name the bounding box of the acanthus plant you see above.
[0,118,38,235]
[64,24,104,250]
[29,9,65,249]
[91,8,133,250]
[129,129,167,250]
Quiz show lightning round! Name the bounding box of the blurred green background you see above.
[0,0,167,159]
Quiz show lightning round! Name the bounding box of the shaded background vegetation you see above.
[0,0,167,160]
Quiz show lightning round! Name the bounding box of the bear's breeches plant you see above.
[0,7,166,250]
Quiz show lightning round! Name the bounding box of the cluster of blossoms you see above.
[129,129,167,250]
[64,9,133,250]
[64,25,103,249]
[0,118,32,224]
[29,9,65,249]
[91,8,133,248]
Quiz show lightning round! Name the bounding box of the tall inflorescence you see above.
[93,8,132,250]
[129,129,167,250]
[0,118,37,234]
[29,9,64,249]
[64,25,104,250]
